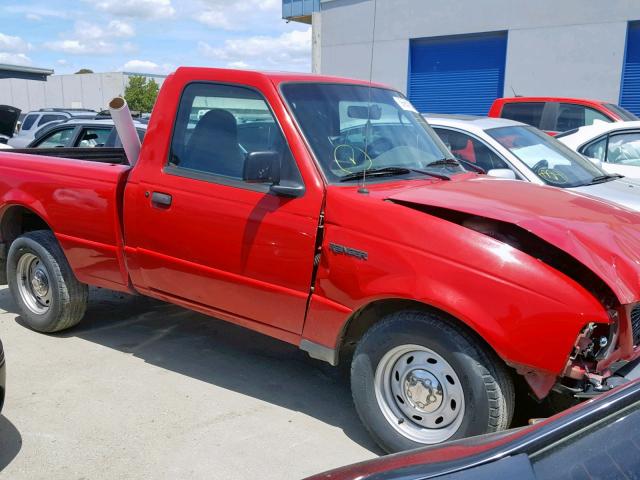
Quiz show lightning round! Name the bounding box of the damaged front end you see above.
[556,304,640,398]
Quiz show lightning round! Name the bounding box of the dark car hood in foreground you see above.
[0,105,20,139]
[386,176,640,304]
[306,379,640,480]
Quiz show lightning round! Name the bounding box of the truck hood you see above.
[570,177,640,212]
[387,177,640,304]
[0,105,20,139]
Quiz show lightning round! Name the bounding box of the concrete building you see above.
[284,0,640,115]
[0,70,166,113]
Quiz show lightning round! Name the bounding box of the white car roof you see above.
[558,120,640,150]
[59,118,147,128]
[424,114,526,133]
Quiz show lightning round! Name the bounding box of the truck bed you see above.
[9,147,128,164]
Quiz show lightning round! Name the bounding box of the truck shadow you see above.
[1,287,382,455]
[0,416,22,470]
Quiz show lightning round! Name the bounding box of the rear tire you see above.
[7,230,88,332]
[351,310,514,453]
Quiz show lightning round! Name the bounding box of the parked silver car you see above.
[8,108,96,148]
[426,114,640,211]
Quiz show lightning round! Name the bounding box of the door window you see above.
[581,136,607,161]
[500,102,545,128]
[76,128,111,147]
[168,82,301,187]
[38,114,67,126]
[21,114,38,131]
[434,127,510,172]
[556,103,611,132]
[35,127,75,148]
[607,132,640,166]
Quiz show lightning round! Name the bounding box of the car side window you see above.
[556,104,611,132]
[38,114,67,126]
[500,103,545,128]
[607,132,640,166]
[581,136,607,161]
[35,128,75,148]
[433,128,510,173]
[168,82,301,187]
[76,128,111,148]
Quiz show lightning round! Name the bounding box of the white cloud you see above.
[120,59,174,74]
[91,0,175,19]
[198,28,311,71]
[44,39,115,55]
[0,52,32,66]
[194,0,282,31]
[0,33,30,53]
[43,20,135,56]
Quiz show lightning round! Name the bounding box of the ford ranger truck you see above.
[1,67,640,454]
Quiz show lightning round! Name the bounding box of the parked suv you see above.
[8,108,96,148]
[488,97,638,135]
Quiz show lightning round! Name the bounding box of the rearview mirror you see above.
[487,168,517,180]
[347,105,382,120]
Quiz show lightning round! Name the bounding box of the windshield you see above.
[487,125,606,188]
[605,103,639,121]
[280,83,463,183]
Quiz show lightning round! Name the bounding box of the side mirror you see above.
[243,151,304,198]
[487,168,517,180]
[243,151,280,184]
[585,156,603,168]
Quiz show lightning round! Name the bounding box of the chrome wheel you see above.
[374,344,465,444]
[16,253,52,315]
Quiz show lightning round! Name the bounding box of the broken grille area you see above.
[631,305,640,346]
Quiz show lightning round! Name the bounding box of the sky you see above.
[0,0,312,75]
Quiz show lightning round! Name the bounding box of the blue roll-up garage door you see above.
[621,22,640,115]
[408,32,507,115]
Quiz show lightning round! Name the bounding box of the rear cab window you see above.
[500,102,545,128]
[38,114,67,127]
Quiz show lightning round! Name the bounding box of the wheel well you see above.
[0,206,51,283]
[338,298,503,367]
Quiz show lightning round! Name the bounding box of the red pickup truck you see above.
[488,97,638,135]
[1,67,640,453]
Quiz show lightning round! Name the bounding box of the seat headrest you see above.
[442,132,469,151]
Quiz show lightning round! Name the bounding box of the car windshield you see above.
[280,83,463,183]
[605,103,639,121]
[487,125,606,187]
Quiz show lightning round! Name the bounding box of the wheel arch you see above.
[0,203,53,284]
[336,297,506,368]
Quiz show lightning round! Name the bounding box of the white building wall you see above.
[0,72,165,112]
[319,0,639,102]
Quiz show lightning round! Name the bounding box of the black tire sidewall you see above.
[351,314,499,453]
[7,236,66,332]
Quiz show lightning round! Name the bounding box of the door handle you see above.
[150,191,172,208]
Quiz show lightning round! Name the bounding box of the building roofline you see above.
[0,64,54,76]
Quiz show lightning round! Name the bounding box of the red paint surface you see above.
[0,68,639,396]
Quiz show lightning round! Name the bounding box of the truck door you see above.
[125,81,323,335]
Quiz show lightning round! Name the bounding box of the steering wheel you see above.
[332,144,373,174]
[532,159,549,172]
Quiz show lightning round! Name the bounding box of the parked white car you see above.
[557,121,640,179]
[425,114,640,211]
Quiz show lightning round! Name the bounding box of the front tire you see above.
[7,230,88,332]
[351,310,514,453]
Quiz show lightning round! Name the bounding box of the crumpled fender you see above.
[388,177,640,305]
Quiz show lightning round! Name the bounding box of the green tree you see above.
[75,68,94,74]
[124,76,159,113]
